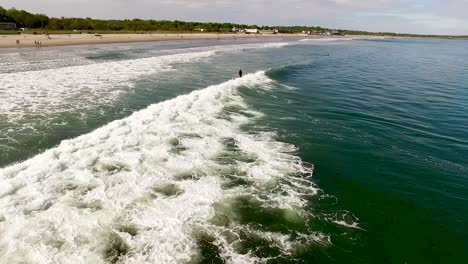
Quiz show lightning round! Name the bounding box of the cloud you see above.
[395,12,468,32]
[431,0,468,19]
[329,0,397,8]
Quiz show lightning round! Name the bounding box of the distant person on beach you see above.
[239,69,243,77]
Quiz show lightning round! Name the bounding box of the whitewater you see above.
[0,69,325,263]
[0,38,372,263]
[0,41,290,166]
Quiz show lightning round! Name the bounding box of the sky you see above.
[1,0,467,35]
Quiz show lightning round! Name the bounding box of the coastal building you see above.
[0,22,16,30]
[245,28,259,34]
[260,29,278,34]
[327,30,343,36]
[194,28,206,32]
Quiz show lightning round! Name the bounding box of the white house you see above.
[260,29,278,34]
[245,28,259,34]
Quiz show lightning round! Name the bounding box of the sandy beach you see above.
[0,32,309,48]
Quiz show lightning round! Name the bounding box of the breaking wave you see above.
[0,40,292,159]
[0,50,215,164]
[0,51,214,124]
[0,71,358,263]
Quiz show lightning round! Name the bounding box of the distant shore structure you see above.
[245,28,259,34]
[326,30,344,36]
[0,22,16,30]
[259,29,278,34]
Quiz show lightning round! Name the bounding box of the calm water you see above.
[0,37,467,263]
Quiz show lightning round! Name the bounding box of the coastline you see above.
[0,33,311,49]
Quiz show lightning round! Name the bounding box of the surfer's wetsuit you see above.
[239,69,243,77]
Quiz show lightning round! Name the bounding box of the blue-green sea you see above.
[0,37,467,263]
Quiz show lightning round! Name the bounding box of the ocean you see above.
[0,37,467,263]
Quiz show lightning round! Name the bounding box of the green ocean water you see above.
[0,37,467,263]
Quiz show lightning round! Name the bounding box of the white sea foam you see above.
[333,221,363,230]
[0,50,214,124]
[0,50,216,152]
[0,40,293,146]
[147,41,290,57]
[0,57,91,74]
[0,72,325,263]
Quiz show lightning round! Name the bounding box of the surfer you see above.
[239,69,243,78]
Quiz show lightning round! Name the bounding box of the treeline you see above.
[1,5,245,31]
[0,6,254,32]
[267,25,327,33]
[0,6,49,28]
[0,5,328,33]
[46,18,249,32]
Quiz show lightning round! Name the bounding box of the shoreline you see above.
[0,33,314,49]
